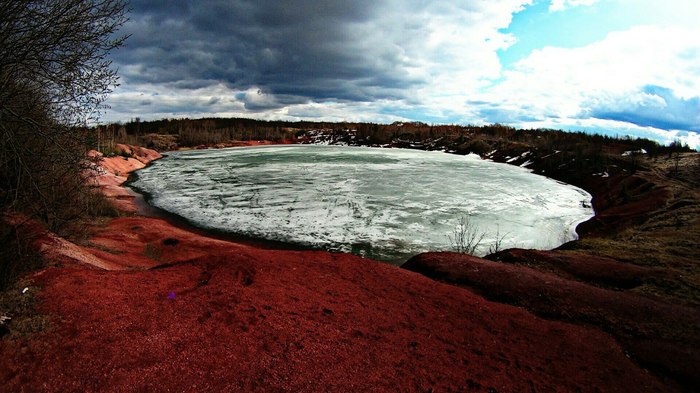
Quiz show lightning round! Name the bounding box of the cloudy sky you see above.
[104,0,700,148]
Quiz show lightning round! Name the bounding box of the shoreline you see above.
[124,157,313,253]
[126,143,595,261]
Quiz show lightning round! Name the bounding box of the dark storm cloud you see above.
[114,0,425,104]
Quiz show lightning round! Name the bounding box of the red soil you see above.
[1,245,671,392]
[403,252,700,389]
[0,145,681,391]
[488,248,667,290]
[85,145,163,214]
[575,174,671,237]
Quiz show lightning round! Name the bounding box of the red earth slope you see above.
[1,246,671,392]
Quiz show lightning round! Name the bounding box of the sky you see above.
[103,0,700,148]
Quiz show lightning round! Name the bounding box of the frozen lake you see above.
[130,145,594,263]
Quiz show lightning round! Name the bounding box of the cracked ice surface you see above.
[130,145,593,263]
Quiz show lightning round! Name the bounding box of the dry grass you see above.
[0,278,50,339]
[564,154,700,306]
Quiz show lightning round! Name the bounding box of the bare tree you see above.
[1,1,127,288]
[0,0,128,228]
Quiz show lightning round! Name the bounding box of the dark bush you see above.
[466,139,492,155]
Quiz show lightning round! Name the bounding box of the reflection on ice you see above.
[130,145,594,263]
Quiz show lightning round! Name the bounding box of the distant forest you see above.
[94,117,694,158]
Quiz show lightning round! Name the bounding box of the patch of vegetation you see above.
[465,138,492,155]
[568,234,700,307]
[0,219,44,291]
[447,213,510,256]
[95,112,697,155]
[1,1,127,288]
[487,226,509,255]
[0,278,50,338]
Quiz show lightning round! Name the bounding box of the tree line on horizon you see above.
[96,116,694,157]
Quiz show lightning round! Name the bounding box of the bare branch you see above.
[1,0,128,230]
[447,212,487,255]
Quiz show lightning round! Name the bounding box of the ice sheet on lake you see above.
[130,145,594,263]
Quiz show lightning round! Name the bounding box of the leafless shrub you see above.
[487,225,510,255]
[447,213,487,255]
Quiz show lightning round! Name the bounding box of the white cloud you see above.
[469,24,700,147]
[104,83,245,121]
[613,0,700,29]
[530,118,700,149]
[365,0,532,121]
[476,25,700,121]
[103,82,411,124]
[549,0,600,12]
